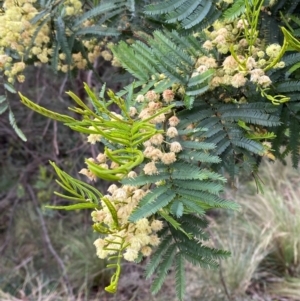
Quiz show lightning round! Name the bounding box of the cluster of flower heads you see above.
[192,18,286,91]
[0,0,115,82]
[136,89,182,174]
[92,183,162,262]
[79,89,183,262]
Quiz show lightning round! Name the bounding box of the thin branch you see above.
[206,220,233,301]
[26,184,75,301]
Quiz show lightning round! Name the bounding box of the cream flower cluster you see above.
[134,90,182,174]
[198,19,285,92]
[0,0,115,82]
[92,183,162,261]
[63,0,82,16]
[0,0,50,82]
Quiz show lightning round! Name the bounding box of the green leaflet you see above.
[46,203,98,210]
[151,245,177,294]
[129,190,176,221]
[145,0,218,32]
[50,161,103,204]
[175,253,185,301]
[19,93,76,123]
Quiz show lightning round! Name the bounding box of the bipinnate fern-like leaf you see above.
[144,0,220,32]
[129,190,176,221]
[176,99,281,176]
[112,29,213,95]
[74,0,126,27]
[151,245,177,294]
[19,93,77,123]
[222,0,246,21]
[8,108,27,142]
[144,218,230,300]
[49,161,103,205]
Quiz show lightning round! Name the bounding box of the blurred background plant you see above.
[185,158,300,301]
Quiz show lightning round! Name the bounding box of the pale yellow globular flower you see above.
[148,101,162,110]
[150,220,163,231]
[112,56,122,67]
[141,246,152,256]
[136,218,151,233]
[127,171,137,178]
[266,44,281,58]
[196,65,208,73]
[113,188,127,201]
[132,189,147,201]
[232,28,239,35]
[96,153,106,163]
[110,161,119,169]
[91,210,106,222]
[246,57,257,70]
[65,6,75,16]
[99,163,109,169]
[143,140,152,147]
[222,55,239,75]
[257,51,265,58]
[250,68,265,83]
[129,106,137,117]
[121,185,133,195]
[231,73,247,88]
[101,50,112,61]
[107,184,118,194]
[139,108,151,120]
[145,90,158,101]
[222,74,233,85]
[238,38,248,48]
[217,28,228,36]
[143,161,158,175]
[61,65,69,73]
[110,112,123,120]
[161,152,176,165]
[72,52,87,69]
[136,94,145,103]
[168,116,180,127]
[236,19,248,29]
[149,234,160,246]
[149,148,163,161]
[150,133,164,145]
[203,40,214,50]
[162,89,175,103]
[123,248,139,262]
[275,61,285,68]
[94,238,107,249]
[31,46,42,55]
[169,141,183,153]
[205,57,217,68]
[17,74,25,83]
[79,168,97,181]
[257,59,267,68]
[213,35,226,48]
[143,145,155,158]
[166,127,178,138]
[258,75,272,87]
[87,134,101,144]
[151,113,166,124]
